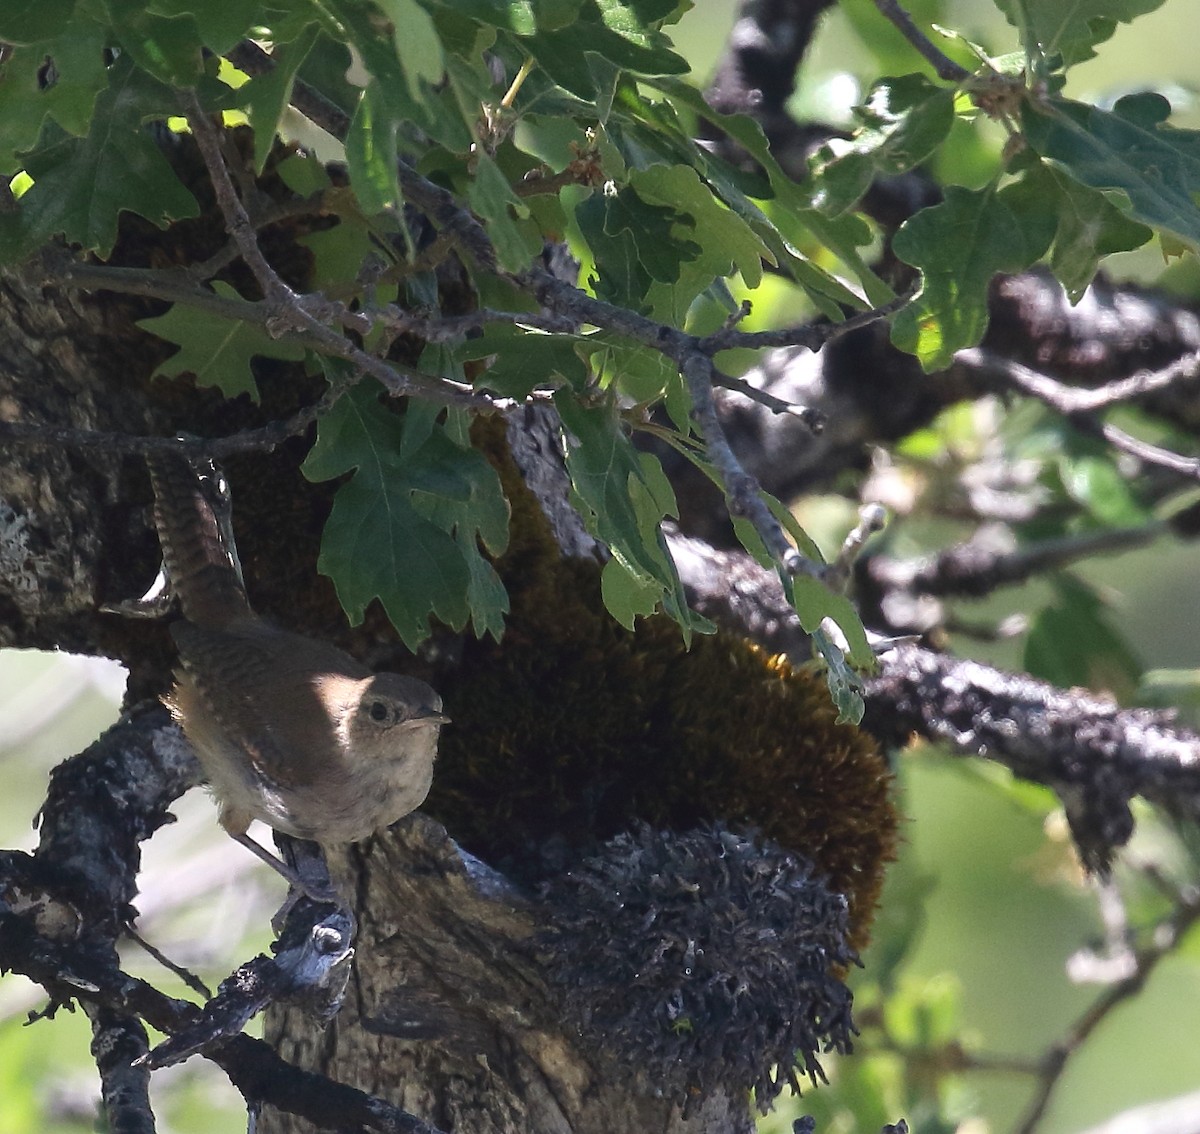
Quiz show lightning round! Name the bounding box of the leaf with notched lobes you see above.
[891,184,1048,371]
[303,375,511,650]
[0,0,77,45]
[138,283,306,402]
[808,74,955,218]
[0,18,108,171]
[994,0,1166,65]
[2,56,197,260]
[555,391,711,640]
[1022,93,1200,249]
[1003,160,1151,302]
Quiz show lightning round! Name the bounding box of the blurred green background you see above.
[4,1,1200,1131]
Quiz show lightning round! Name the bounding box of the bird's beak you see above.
[417,706,451,726]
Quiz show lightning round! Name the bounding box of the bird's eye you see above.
[368,701,390,723]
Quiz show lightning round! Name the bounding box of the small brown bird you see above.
[146,451,448,893]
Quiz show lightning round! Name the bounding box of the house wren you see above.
[146,452,448,891]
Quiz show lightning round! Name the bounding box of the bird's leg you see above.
[230,830,342,907]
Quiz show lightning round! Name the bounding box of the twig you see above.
[827,503,888,592]
[872,0,971,82]
[124,923,212,999]
[222,39,830,582]
[1100,421,1200,480]
[1,906,446,1134]
[958,347,1200,483]
[963,346,1200,413]
[88,1005,155,1134]
[182,95,501,411]
[714,370,825,427]
[2,705,450,1134]
[142,902,354,1069]
[184,94,287,300]
[35,254,503,412]
[680,352,824,577]
[865,523,1165,600]
[1013,879,1200,1134]
[373,303,579,342]
[188,190,330,283]
[700,284,917,353]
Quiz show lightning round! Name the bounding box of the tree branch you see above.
[665,529,1200,871]
[859,523,1166,636]
[1013,876,1200,1133]
[959,347,1200,482]
[1,709,450,1134]
[871,0,971,82]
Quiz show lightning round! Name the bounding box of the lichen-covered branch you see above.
[0,708,448,1134]
[665,528,1200,872]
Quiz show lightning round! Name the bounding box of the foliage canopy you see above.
[0,0,1193,720]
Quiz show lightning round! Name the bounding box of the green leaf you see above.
[6,57,198,259]
[764,485,873,680]
[608,345,675,404]
[411,53,478,151]
[1057,452,1150,526]
[444,324,589,401]
[0,0,77,45]
[555,390,709,638]
[346,82,401,214]
[300,209,376,291]
[1021,94,1200,248]
[303,377,511,648]
[533,0,586,30]
[994,0,1166,66]
[138,282,306,401]
[145,0,267,52]
[237,24,321,173]
[577,186,697,308]
[1024,574,1142,698]
[601,555,663,628]
[631,163,766,288]
[276,150,334,197]
[1007,160,1152,301]
[810,626,865,725]
[789,573,873,668]
[467,153,542,272]
[0,17,109,172]
[103,0,206,85]
[892,183,1045,370]
[323,0,460,151]
[376,0,445,99]
[522,0,688,99]
[808,74,956,217]
[648,77,894,309]
[423,0,536,35]
[295,32,360,118]
[312,0,409,115]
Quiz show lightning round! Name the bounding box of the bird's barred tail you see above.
[146,449,253,629]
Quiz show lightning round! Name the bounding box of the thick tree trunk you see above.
[1,265,883,1133]
[263,816,750,1134]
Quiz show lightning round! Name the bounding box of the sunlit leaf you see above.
[1022,93,1200,248]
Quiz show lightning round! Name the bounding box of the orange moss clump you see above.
[426,423,897,951]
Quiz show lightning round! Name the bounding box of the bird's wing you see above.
[170,620,366,789]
